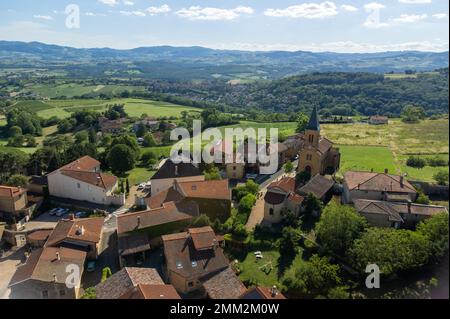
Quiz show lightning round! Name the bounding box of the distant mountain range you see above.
[0,41,448,80]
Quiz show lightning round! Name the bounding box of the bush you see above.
[427,156,447,167]
[232,223,248,238]
[406,156,426,168]
[191,214,211,228]
[433,170,449,186]
[416,213,449,259]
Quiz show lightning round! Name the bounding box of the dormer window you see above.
[191,261,198,268]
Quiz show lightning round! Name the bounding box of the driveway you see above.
[0,247,26,299]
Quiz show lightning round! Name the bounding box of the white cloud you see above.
[123,1,134,6]
[176,6,254,21]
[120,10,146,17]
[146,5,171,16]
[33,15,53,20]
[264,1,338,19]
[98,0,118,6]
[211,40,448,53]
[364,2,385,11]
[341,4,358,12]
[432,13,449,19]
[398,0,432,4]
[84,12,107,17]
[391,13,428,23]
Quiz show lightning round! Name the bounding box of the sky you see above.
[0,0,448,53]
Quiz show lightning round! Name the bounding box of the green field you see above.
[27,84,146,99]
[337,145,397,176]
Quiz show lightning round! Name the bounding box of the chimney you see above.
[270,285,279,297]
[174,165,178,176]
[407,200,412,214]
[357,183,361,190]
[137,216,141,227]
[384,168,388,174]
[400,175,404,188]
[96,175,101,185]
[53,274,57,282]
[56,252,60,261]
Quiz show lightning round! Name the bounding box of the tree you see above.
[81,287,96,299]
[8,126,22,137]
[401,105,426,123]
[142,133,157,147]
[111,135,140,160]
[295,113,309,133]
[316,202,367,255]
[284,160,294,173]
[433,170,449,186]
[126,178,130,194]
[135,123,147,138]
[88,128,98,144]
[416,189,430,205]
[350,228,430,276]
[406,156,426,168]
[141,151,157,166]
[101,267,112,282]
[107,144,136,174]
[0,149,29,184]
[282,254,341,297]
[296,170,311,186]
[303,193,323,215]
[74,131,89,144]
[416,213,449,259]
[238,193,256,216]
[327,286,350,299]
[6,174,28,188]
[279,227,302,256]
[204,166,221,180]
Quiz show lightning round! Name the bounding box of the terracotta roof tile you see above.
[60,170,117,190]
[162,228,229,280]
[344,171,417,193]
[202,267,247,299]
[123,284,181,299]
[95,267,164,299]
[9,247,86,286]
[267,177,296,193]
[117,202,193,234]
[56,155,100,172]
[0,185,26,198]
[188,226,217,250]
[45,218,104,247]
[298,174,335,199]
[176,179,231,201]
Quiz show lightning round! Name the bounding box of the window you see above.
[188,281,194,288]
[59,290,66,296]
[42,290,49,299]
[269,208,274,215]
[306,154,312,161]
[77,183,81,189]
[233,166,237,170]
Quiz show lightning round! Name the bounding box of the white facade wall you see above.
[48,172,117,205]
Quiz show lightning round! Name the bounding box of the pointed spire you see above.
[306,106,320,131]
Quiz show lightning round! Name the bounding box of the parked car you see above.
[245,173,258,180]
[56,208,69,217]
[75,211,87,218]
[86,261,97,272]
[48,208,59,216]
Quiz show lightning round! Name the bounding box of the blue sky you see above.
[0,0,448,52]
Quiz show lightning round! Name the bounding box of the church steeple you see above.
[306,106,320,131]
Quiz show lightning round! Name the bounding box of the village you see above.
[0,106,448,300]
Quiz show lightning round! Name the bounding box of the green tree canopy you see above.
[107,144,136,174]
[316,202,367,255]
[416,213,449,259]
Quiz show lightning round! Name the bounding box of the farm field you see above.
[18,98,202,120]
[26,84,146,99]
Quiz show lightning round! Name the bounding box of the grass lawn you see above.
[125,167,156,185]
[337,145,397,176]
[122,99,201,118]
[397,154,449,182]
[238,249,306,287]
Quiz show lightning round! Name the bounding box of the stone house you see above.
[47,156,124,206]
[369,115,389,125]
[342,170,417,204]
[162,226,242,296]
[116,201,193,268]
[0,185,31,229]
[150,158,205,195]
[354,199,448,228]
[263,177,304,225]
[298,174,335,203]
[8,246,86,299]
[147,179,232,222]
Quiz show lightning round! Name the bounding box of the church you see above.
[297,107,341,176]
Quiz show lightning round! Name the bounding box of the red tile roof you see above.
[241,286,286,299]
[45,218,104,247]
[60,170,117,190]
[189,226,217,250]
[176,179,231,201]
[0,185,26,198]
[117,201,193,234]
[202,267,247,299]
[123,284,181,299]
[9,247,86,286]
[56,155,100,172]
[267,177,296,193]
[344,171,416,193]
